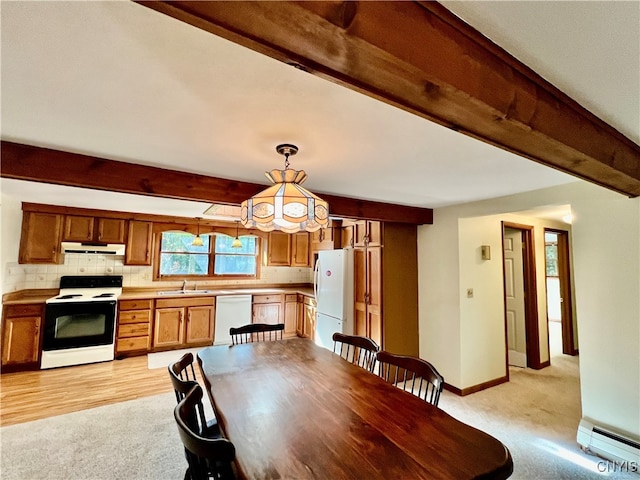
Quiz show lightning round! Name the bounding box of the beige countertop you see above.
[3,285,314,305]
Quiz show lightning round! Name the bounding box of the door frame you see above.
[544,228,577,356]
[502,222,543,370]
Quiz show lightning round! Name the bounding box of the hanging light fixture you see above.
[240,144,329,233]
[231,221,243,249]
[192,217,204,247]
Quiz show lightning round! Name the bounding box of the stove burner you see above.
[93,293,115,298]
[56,294,83,300]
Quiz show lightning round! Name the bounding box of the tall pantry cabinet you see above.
[350,221,419,357]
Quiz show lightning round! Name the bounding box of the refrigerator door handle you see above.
[313,258,320,301]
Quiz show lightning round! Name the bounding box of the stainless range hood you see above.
[61,242,125,255]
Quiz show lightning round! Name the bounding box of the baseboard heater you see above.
[577,419,640,463]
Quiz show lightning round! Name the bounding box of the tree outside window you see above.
[158,231,258,278]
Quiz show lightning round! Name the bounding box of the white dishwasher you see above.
[214,295,253,345]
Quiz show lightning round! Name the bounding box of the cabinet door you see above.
[252,303,281,325]
[341,225,354,249]
[284,298,298,337]
[367,222,382,246]
[2,316,41,365]
[98,218,126,243]
[126,220,153,265]
[291,232,310,267]
[185,306,214,344]
[354,221,368,247]
[267,231,291,266]
[367,246,382,346]
[19,212,63,264]
[63,215,94,241]
[296,301,304,336]
[353,247,367,336]
[303,304,316,340]
[154,308,184,347]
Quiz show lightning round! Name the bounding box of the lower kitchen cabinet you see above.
[1,303,43,369]
[297,295,316,340]
[252,294,283,325]
[116,299,153,356]
[283,294,298,338]
[154,297,214,350]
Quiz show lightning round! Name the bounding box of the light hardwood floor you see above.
[1,356,173,426]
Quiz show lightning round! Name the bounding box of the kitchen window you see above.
[157,231,258,278]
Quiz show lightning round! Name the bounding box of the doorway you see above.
[544,229,577,356]
[502,222,542,369]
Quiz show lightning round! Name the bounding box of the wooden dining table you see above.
[197,337,513,479]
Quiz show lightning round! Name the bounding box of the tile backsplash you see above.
[3,254,313,293]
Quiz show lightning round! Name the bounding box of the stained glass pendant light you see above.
[240,144,329,233]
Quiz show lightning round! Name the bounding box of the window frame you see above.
[153,228,261,281]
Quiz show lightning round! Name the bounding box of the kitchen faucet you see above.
[182,279,187,292]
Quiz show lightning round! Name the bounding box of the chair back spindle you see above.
[230,323,284,345]
[376,351,444,407]
[332,333,380,372]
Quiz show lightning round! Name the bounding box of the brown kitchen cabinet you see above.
[1,303,43,369]
[154,297,214,350]
[291,232,310,267]
[283,294,298,338]
[353,222,419,356]
[311,222,341,252]
[125,220,153,266]
[19,211,63,264]
[354,220,382,247]
[116,298,153,356]
[267,232,310,267]
[354,245,382,346]
[267,232,291,266]
[63,215,126,244]
[300,295,316,340]
[252,294,283,325]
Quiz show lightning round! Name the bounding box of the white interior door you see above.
[504,228,527,368]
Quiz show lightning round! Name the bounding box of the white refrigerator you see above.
[314,249,354,350]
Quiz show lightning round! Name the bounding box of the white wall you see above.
[570,186,640,438]
[418,180,639,441]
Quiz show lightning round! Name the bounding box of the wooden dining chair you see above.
[332,332,380,372]
[376,351,445,407]
[175,384,237,480]
[229,323,284,345]
[169,353,220,437]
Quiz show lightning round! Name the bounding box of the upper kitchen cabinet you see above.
[267,231,291,266]
[125,220,153,266]
[291,232,310,267]
[311,222,341,252]
[267,231,310,267]
[63,215,125,244]
[19,211,63,264]
[354,220,382,247]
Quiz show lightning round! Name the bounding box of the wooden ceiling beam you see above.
[0,141,433,225]
[137,0,640,197]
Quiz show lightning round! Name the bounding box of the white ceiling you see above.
[1,1,638,221]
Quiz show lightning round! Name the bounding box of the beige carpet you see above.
[439,353,636,479]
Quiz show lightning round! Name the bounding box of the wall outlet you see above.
[466,288,474,298]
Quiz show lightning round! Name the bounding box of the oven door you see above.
[43,301,116,351]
